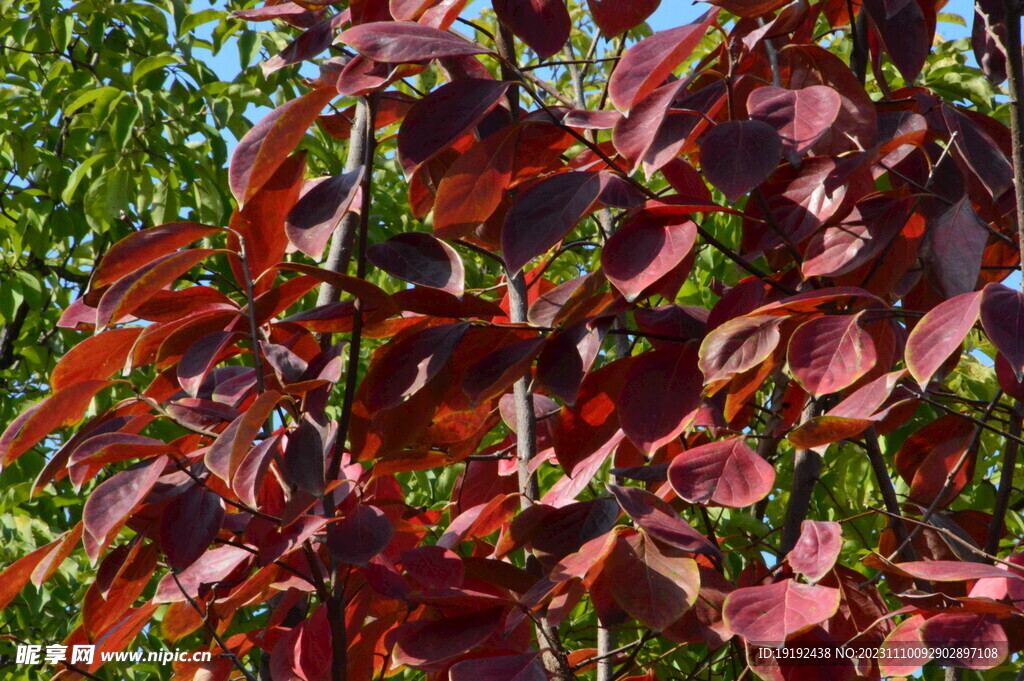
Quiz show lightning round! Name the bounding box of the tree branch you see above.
[861,428,921,562]
[316,97,371,315]
[987,400,1023,555]
[779,402,822,555]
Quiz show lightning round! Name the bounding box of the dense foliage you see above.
[2,0,1024,680]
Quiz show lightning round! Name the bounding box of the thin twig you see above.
[172,572,258,681]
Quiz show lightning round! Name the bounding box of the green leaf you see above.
[61,153,109,204]
[110,103,140,150]
[64,86,121,115]
[14,271,44,308]
[133,54,182,84]
[59,153,108,204]
[179,8,221,35]
[937,12,967,27]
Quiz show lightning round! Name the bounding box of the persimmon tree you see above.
[3,0,1024,680]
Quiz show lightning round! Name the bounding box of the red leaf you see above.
[337,54,397,97]
[747,86,841,161]
[552,360,629,472]
[612,79,687,174]
[281,416,328,496]
[90,222,221,290]
[449,652,546,681]
[995,352,1024,400]
[328,504,394,565]
[438,493,521,548]
[786,369,905,448]
[981,284,1024,380]
[0,536,65,610]
[607,9,719,111]
[920,613,1008,669]
[232,150,307,281]
[83,603,159,672]
[923,196,988,297]
[879,614,929,676]
[635,305,708,343]
[390,607,504,667]
[50,327,142,391]
[232,433,280,508]
[82,456,167,562]
[134,286,237,323]
[699,121,781,201]
[564,108,623,129]
[177,331,245,398]
[868,557,1024,583]
[744,156,865,252]
[526,271,605,327]
[542,434,623,506]
[741,0,810,47]
[262,15,339,76]
[502,171,611,273]
[603,533,700,631]
[602,212,697,302]
[96,249,219,329]
[905,289,982,387]
[153,545,252,602]
[723,579,840,645]
[863,0,931,83]
[361,322,469,413]
[30,524,84,587]
[229,87,336,205]
[390,0,436,20]
[698,315,783,391]
[291,605,332,681]
[159,485,225,570]
[587,0,661,36]
[0,379,113,467]
[802,194,913,278]
[536,321,606,403]
[780,45,878,155]
[68,433,176,490]
[277,262,395,312]
[204,390,282,483]
[787,520,842,583]
[708,0,790,18]
[433,125,518,239]
[619,346,702,454]
[390,288,504,318]
[83,542,158,639]
[367,232,465,295]
[402,545,465,589]
[894,414,975,507]
[972,0,1007,84]
[232,4,316,21]
[494,0,571,58]
[462,337,545,404]
[607,483,722,559]
[340,21,488,62]
[668,438,775,507]
[397,78,511,172]
[787,313,876,396]
[285,169,364,259]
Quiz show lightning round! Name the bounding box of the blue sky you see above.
[201,0,980,132]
